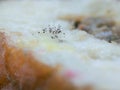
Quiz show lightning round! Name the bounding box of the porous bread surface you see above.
[0,33,78,90]
[0,0,120,90]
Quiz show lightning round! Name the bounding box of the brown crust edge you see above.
[0,32,76,90]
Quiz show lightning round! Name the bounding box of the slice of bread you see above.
[1,0,120,90]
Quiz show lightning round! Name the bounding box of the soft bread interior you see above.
[0,0,120,90]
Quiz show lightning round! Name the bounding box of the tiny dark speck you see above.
[55,35,58,38]
[58,31,61,33]
[51,36,54,39]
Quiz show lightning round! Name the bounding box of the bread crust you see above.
[0,32,76,90]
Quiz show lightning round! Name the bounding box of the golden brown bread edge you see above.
[0,32,93,90]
